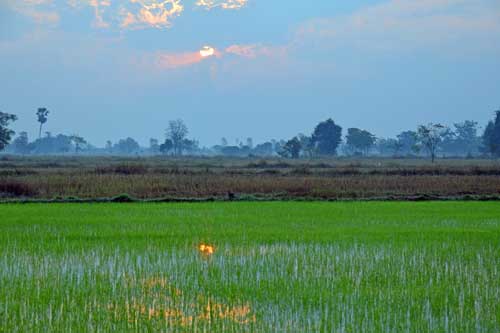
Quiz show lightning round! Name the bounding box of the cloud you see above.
[7,0,249,30]
[8,0,184,30]
[27,10,60,24]
[155,51,204,69]
[195,0,248,10]
[144,0,500,72]
[89,0,111,28]
[5,0,60,25]
[80,0,185,30]
[149,46,223,70]
[146,44,286,71]
[293,0,500,53]
[121,0,184,29]
[225,44,287,59]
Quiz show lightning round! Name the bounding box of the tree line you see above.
[1,107,500,161]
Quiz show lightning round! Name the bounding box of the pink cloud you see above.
[156,51,204,69]
[225,44,288,59]
[147,44,285,71]
[28,10,60,24]
[6,0,60,25]
[152,47,222,69]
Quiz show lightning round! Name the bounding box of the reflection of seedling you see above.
[104,274,256,328]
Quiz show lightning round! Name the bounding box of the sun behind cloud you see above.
[200,46,215,57]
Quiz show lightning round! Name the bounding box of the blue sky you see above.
[1,0,499,146]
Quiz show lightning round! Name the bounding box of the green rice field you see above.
[0,202,499,332]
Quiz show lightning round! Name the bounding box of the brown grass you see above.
[1,156,499,200]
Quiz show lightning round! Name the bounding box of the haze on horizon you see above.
[1,0,499,147]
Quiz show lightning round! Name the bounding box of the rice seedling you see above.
[0,202,498,332]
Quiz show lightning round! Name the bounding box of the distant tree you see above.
[238,145,252,156]
[416,123,447,163]
[393,140,403,156]
[279,137,302,159]
[0,111,18,151]
[221,146,243,157]
[36,108,49,139]
[253,142,274,156]
[311,119,342,155]
[247,138,253,149]
[396,131,418,155]
[105,140,113,153]
[298,134,314,158]
[113,137,140,155]
[70,135,87,153]
[482,110,500,157]
[166,119,188,156]
[376,138,399,156]
[149,138,160,154]
[10,131,30,154]
[29,134,72,154]
[182,139,199,155]
[437,120,480,156]
[274,139,286,155]
[160,139,174,155]
[454,121,479,149]
[271,139,277,151]
[438,127,456,157]
[221,137,228,147]
[346,128,376,156]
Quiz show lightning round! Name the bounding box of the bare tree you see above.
[166,119,188,156]
[417,123,446,163]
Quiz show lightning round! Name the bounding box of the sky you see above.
[1,0,499,147]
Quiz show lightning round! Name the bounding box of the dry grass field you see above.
[1,156,499,201]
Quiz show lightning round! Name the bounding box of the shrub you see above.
[0,181,38,197]
[290,166,312,175]
[95,164,148,175]
[111,193,136,203]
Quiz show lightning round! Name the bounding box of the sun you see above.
[200,46,215,57]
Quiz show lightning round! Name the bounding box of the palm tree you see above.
[36,108,49,139]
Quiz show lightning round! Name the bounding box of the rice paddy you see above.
[0,202,499,332]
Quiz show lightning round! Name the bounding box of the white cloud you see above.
[293,0,500,54]
[120,0,184,30]
[195,0,248,10]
